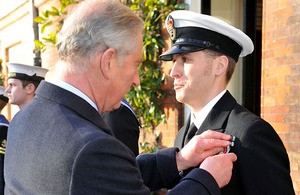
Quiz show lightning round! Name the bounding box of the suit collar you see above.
[51,79,98,111]
[192,90,226,128]
[175,91,237,148]
[197,91,237,133]
[174,116,191,148]
[35,81,111,135]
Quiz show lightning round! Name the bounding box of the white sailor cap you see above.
[6,63,49,82]
[160,10,254,62]
[0,86,8,103]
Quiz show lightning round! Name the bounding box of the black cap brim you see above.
[0,95,8,103]
[160,45,205,61]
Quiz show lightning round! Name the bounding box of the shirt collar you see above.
[191,89,227,129]
[51,79,98,111]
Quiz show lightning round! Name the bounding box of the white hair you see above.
[56,0,144,74]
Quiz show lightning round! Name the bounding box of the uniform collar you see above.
[191,89,227,129]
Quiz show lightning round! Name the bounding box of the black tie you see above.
[184,122,198,145]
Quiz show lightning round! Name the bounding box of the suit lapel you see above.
[176,91,238,148]
[196,91,237,135]
[35,81,111,135]
[174,116,191,149]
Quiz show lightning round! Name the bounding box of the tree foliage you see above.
[0,59,3,86]
[34,0,79,52]
[125,0,186,130]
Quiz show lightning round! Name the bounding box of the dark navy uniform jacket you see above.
[0,115,8,195]
[103,98,141,156]
[175,91,295,195]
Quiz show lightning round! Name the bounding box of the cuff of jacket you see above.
[156,147,181,186]
[183,168,221,195]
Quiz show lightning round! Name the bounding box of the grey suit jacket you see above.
[4,81,221,195]
[175,91,295,195]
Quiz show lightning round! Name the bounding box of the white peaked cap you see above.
[160,10,254,62]
[6,63,49,82]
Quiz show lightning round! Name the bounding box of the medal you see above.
[222,135,236,154]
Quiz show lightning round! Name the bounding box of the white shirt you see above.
[191,90,227,129]
[51,79,98,111]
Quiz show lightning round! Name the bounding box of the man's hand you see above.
[176,130,231,171]
[200,153,237,188]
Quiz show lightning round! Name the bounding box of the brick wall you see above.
[262,0,300,193]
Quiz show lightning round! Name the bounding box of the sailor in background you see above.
[0,86,9,195]
[5,63,48,110]
[103,98,141,156]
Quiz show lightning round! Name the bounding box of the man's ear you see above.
[25,83,36,95]
[215,55,228,76]
[100,48,116,80]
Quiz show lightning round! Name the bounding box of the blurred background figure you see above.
[103,98,141,156]
[0,86,9,195]
[5,63,48,110]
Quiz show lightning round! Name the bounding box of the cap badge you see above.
[1,139,6,148]
[8,72,16,77]
[167,15,176,41]
[0,139,6,154]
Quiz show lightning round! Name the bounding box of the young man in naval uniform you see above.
[5,63,48,110]
[160,10,295,195]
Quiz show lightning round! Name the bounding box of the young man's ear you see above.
[25,83,36,95]
[215,55,229,76]
[100,48,116,80]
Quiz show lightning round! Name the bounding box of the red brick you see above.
[274,46,293,57]
[262,50,274,59]
[263,58,278,68]
[274,7,293,18]
[265,0,278,13]
[278,18,288,28]
[261,96,276,105]
[262,77,287,86]
[287,34,300,45]
[261,105,290,114]
[275,86,291,95]
[287,14,300,25]
[266,38,287,49]
[263,114,285,123]
[290,124,300,133]
[286,133,300,142]
[278,77,287,85]
[261,95,286,105]
[265,21,279,31]
[285,113,300,123]
[262,66,291,78]
[289,144,300,152]
[278,0,288,8]
[272,123,290,133]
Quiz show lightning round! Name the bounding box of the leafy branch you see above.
[0,59,3,86]
[127,0,186,130]
[34,0,79,52]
